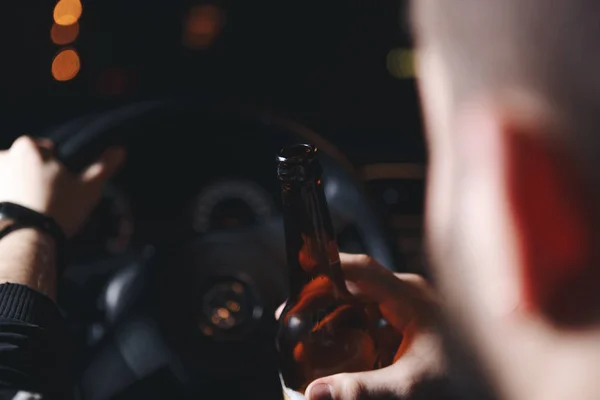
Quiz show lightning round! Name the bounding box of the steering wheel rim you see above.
[45,97,397,399]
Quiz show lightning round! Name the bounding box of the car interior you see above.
[2,0,426,398]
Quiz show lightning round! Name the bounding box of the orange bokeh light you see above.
[95,68,137,95]
[183,4,224,50]
[53,0,83,26]
[51,48,81,81]
[50,22,79,45]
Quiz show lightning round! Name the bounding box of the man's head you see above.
[412,1,600,398]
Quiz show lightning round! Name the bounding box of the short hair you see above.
[411,0,600,182]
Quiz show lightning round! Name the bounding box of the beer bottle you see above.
[276,144,384,399]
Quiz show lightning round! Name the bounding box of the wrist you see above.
[0,227,57,248]
[0,202,67,277]
[0,228,57,300]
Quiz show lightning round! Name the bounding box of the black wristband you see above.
[0,202,67,275]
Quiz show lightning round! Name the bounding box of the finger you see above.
[393,273,438,303]
[339,253,394,286]
[33,138,56,160]
[10,135,55,162]
[340,253,422,304]
[33,137,55,151]
[305,326,446,400]
[340,254,435,331]
[306,365,413,400]
[81,147,126,182]
[305,329,446,400]
[10,135,39,154]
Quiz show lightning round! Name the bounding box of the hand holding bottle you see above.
[303,253,446,400]
[277,144,389,397]
[275,144,445,400]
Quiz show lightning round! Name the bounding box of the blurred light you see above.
[53,0,83,26]
[183,4,224,50]
[50,22,79,45]
[226,300,240,312]
[201,325,214,336]
[217,308,230,319]
[96,68,137,96]
[386,48,416,79]
[232,283,244,294]
[51,48,80,81]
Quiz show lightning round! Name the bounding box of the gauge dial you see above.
[192,180,275,233]
[69,185,134,261]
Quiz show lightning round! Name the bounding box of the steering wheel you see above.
[47,98,396,399]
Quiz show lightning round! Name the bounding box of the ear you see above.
[505,128,599,326]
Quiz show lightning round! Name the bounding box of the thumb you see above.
[305,327,446,400]
[306,366,413,400]
[275,302,286,320]
[81,147,126,183]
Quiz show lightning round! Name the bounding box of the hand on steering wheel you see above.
[278,253,445,400]
[0,135,125,236]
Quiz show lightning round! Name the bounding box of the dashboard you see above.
[191,179,275,233]
[67,164,426,280]
[62,113,426,277]
[360,163,426,274]
[68,177,279,263]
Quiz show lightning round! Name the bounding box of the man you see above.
[306,0,600,399]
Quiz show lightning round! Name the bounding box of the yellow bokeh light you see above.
[386,48,416,79]
[50,22,79,45]
[53,0,83,26]
[51,49,81,81]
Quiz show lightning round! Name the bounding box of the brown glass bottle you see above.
[276,144,381,397]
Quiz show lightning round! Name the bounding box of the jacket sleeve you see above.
[0,284,71,400]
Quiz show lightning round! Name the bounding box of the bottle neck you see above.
[281,178,345,294]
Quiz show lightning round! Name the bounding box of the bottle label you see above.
[280,373,306,400]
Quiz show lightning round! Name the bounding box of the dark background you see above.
[1,0,427,278]
[0,0,424,164]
